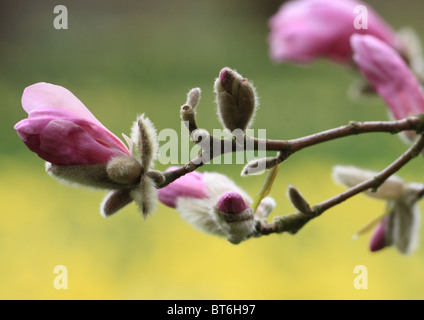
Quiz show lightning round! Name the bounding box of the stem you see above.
[159,114,424,188]
[257,116,424,153]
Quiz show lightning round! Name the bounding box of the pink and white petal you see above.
[22,83,102,125]
[158,167,210,208]
[217,191,250,214]
[21,84,130,154]
[16,107,129,157]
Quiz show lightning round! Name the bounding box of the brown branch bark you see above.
[158,114,424,188]
[253,134,424,238]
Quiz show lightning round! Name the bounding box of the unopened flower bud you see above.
[181,88,201,123]
[241,159,266,176]
[216,191,256,244]
[215,67,258,132]
[217,191,250,213]
[106,156,142,184]
[287,185,312,215]
[241,156,280,176]
[186,88,201,109]
[158,168,255,244]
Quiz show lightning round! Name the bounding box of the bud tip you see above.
[217,191,249,214]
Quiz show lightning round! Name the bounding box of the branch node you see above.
[348,121,361,134]
[415,113,424,134]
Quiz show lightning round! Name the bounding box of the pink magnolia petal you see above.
[157,167,210,208]
[369,218,387,252]
[268,0,398,64]
[15,107,129,165]
[22,83,101,125]
[351,34,424,120]
[15,108,79,137]
[217,191,250,214]
[21,83,129,154]
[25,119,125,165]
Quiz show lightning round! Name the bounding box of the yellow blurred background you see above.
[1,0,424,299]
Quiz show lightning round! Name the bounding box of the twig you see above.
[158,113,424,188]
[253,134,424,237]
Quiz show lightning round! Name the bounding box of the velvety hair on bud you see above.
[101,189,133,217]
[287,185,312,215]
[106,156,142,185]
[46,162,129,190]
[216,191,256,244]
[131,114,159,168]
[214,67,258,132]
[241,159,266,176]
[186,88,201,109]
[241,156,279,176]
[131,175,158,219]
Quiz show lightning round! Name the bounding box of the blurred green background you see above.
[1,0,424,299]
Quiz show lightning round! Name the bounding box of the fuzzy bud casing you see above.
[215,67,258,132]
[46,162,130,190]
[287,185,312,215]
[106,156,142,185]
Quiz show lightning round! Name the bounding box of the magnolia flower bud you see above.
[158,168,260,244]
[15,82,162,219]
[214,67,258,132]
[241,158,267,176]
[14,83,131,167]
[216,191,256,244]
[181,88,201,125]
[241,156,280,176]
[287,185,312,215]
[217,190,249,213]
[186,88,201,109]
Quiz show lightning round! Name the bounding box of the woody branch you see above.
[159,110,424,188]
[254,133,424,238]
